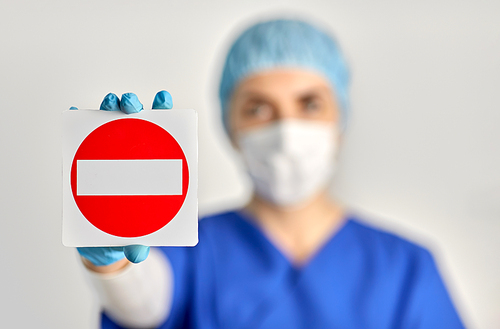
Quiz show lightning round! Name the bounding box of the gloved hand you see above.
[69,90,173,112]
[73,90,173,267]
[99,90,173,113]
[77,245,150,266]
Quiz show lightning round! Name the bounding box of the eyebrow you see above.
[236,92,276,106]
[239,85,330,99]
[293,86,331,99]
[238,91,271,100]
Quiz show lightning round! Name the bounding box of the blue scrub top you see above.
[102,211,464,329]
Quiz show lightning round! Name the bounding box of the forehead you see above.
[233,68,334,99]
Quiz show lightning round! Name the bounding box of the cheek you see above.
[330,92,342,122]
[313,105,339,123]
[228,106,245,137]
[332,107,341,122]
[325,99,341,123]
[227,106,248,148]
[228,94,248,129]
[227,111,239,143]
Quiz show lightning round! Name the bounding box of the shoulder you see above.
[198,210,257,239]
[158,211,243,257]
[342,216,436,272]
[340,216,464,327]
[198,210,242,230]
[341,216,444,302]
[347,216,431,253]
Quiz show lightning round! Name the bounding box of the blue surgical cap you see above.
[219,19,350,129]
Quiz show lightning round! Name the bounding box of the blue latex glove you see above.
[69,91,173,112]
[95,90,173,113]
[152,90,173,109]
[77,245,150,266]
[99,92,143,113]
[73,90,173,266]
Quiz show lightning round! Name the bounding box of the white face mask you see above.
[237,120,339,207]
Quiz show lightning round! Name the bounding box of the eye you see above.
[244,102,273,120]
[302,97,322,114]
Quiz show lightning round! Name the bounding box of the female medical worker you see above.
[76,19,465,329]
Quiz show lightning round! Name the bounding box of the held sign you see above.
[62,109,198,247]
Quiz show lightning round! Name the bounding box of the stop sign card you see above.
[62,109,198,247]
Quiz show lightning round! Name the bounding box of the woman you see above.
[78,19,464,328]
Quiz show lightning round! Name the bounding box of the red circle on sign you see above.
[71,118,189,238]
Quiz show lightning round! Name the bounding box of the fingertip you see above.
[152,90,173,109]
[124,245,150,264]
[100,93,121,111]
[120,93,143,114]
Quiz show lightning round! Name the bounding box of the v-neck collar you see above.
[234,210,353,271]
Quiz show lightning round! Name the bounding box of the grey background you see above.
[0,0,498,328]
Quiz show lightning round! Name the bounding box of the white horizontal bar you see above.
[77,159,182,196]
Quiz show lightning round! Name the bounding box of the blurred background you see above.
[0,0,498,328]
